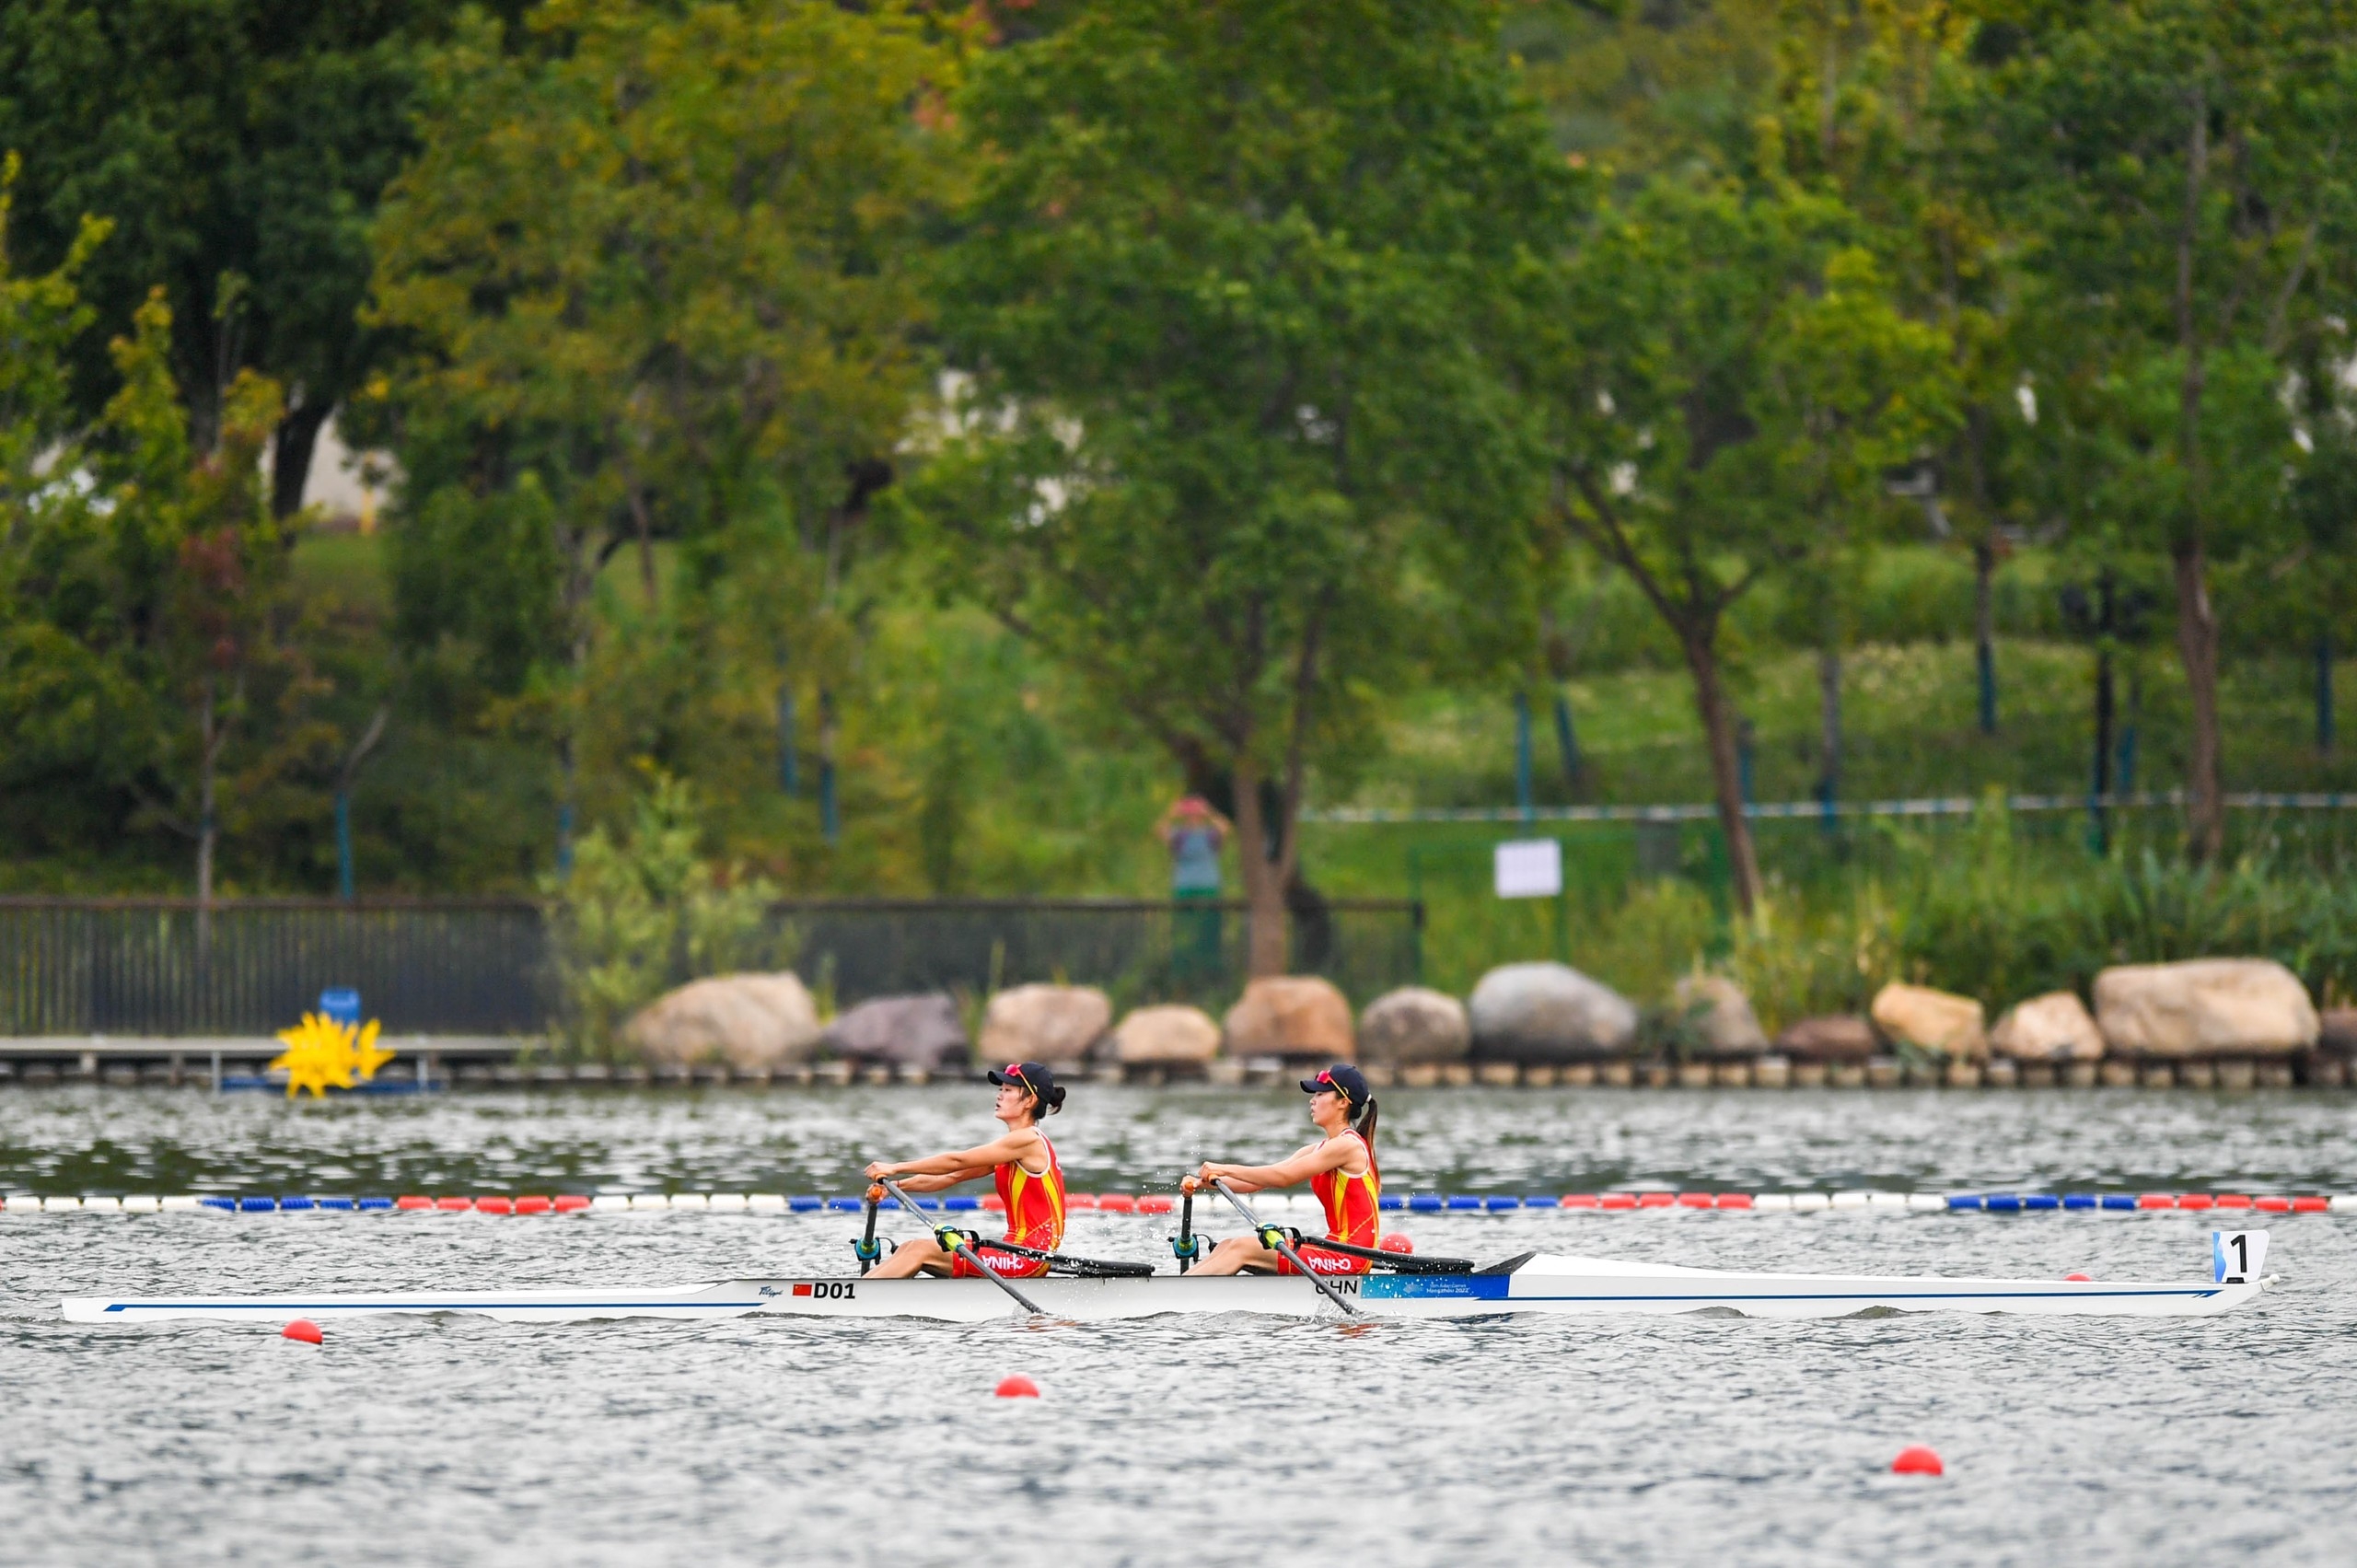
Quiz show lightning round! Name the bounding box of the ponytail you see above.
[1351,1096,1379,1180]
[1039,1084,1066,1115]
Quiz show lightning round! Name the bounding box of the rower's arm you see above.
[1200,1139,1347,1191]
[866,1128,1042,1182]
[891,1165,994,1193]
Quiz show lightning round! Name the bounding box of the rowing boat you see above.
[60,1236,2267,1324]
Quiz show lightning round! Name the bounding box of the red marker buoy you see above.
[1379,1234,1416,1255]
[994,1375,1039,1399]
[1890,1446,1943,1476]
[2064,1272,2091,1282]
[282,1318,324,1345]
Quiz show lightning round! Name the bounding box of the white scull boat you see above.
[62,1236,2267,1324]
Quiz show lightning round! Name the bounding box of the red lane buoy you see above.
[283,1319,324,1345]
[2064,1272,2092,1282]
[994,1375,1040,1399]
[1891,1446,1944,1476]
[1379,1234,1415,1255]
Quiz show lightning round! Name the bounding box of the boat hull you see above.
[61,1254,2260,1325]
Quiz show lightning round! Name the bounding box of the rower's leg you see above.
[1188,1235,1282,1277]
[865,1237,956,1278]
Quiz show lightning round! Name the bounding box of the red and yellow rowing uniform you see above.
[957,1135,1067,1279]
[1276,1130,1380,1277]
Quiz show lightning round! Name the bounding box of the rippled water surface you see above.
[5,1084,2354,1567]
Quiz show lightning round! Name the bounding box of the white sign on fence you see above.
[1493,838,1563,900]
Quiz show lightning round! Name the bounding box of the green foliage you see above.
[543,772,789,1058]
[364,0,958,878]
[916,0,1572,962]
[0,0,480,505]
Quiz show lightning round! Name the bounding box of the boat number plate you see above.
[2212,1230,2268,1284]
[793,1282,856,1300]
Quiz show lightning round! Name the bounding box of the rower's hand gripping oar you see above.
[872,1175,1049,1318]
[1200,1178,1363,1318]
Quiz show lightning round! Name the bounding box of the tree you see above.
[1,272,313,900]
[364,0,954,872]
[0,0,496,514]
[1532,178,1956,915]
[1960,0,2357,859]
[918,0,1568,974]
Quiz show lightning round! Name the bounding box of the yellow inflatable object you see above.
[268,1012,397,1099]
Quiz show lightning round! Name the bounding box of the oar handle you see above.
[1209,1179,1362,1318]
[875,1176,1048,1317]
[855,1185,884,1274]
[1175,1178,1200,1272]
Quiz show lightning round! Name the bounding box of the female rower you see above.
[861,1062,1068,1278]
[1190,1063,1379,1276]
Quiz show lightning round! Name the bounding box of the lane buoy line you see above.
[2,1191,2352,1214]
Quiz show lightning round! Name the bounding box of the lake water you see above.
[4,1084,2353,1566]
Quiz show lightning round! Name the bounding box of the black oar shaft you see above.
[874,1176,1048,1317]
[1209,1179,1362,1318]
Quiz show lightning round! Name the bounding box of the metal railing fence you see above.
[0,896,1423,1038]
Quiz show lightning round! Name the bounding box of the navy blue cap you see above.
[1299,1063,1371,1106]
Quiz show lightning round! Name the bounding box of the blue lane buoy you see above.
[279,1196,315,1212]
[2100,1194,2137,1211]
[1946,1194,1983,1209]
[944,1195,979,1211]
[315,1197,354,1212]
[1985,1194,2022,1213]
[1483,1196,1518,1213]
[2061,1193,2097,1210]
[1409,1194,1443,1213]
[238,1197,276,1214]
[357,1196,393,1211]
[198,1196,235,1211]
[2024,1193,2061,1211]
[1377,1194,1405,1210]
[1446,1195,1482,1211]
[789,1196,823,1212]
[828,1196,862,1212]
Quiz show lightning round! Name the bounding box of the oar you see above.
[873,1176,1048,1317]
[1202,1178,1362,1318]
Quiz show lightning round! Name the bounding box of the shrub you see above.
[543,772,791,1059]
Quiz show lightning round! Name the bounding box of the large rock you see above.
[1468,962,1638,1063]
[1870,982,1988,1060]
[624,972,821,1071]
[1356,987,1471,1065]
[1224,976,1354,1063]
[1989,992,2104,1062]
[1772,1016,1876,1063]
[2316,1007,2357,1057]
[2094,959,2320,1058]
[1111,1005,1223,1065]
[819,993,970,1071]
[1671,973,1767,1057]
[977,984,1110,1065]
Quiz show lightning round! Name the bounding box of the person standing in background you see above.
[1157,795,1232,981]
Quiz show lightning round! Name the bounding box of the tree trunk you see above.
[630,488,657,607]
[271,401,334,519]
[1973,540,1998,734]
[2172,542,2224,863]
[1683,631,1762,918]
[195,678,221,968]
[1817,644,1842,805]
[1232,757,1289,977]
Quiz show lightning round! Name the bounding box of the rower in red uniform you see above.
[1190,1063,1379,1276]
[862,1062,1068,1278]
